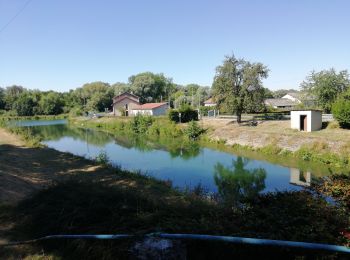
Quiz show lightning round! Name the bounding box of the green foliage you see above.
[168,106,198,123]
[332,97,350,128]
[212,54,269,122]
[214,157,266,205]
[94,151,110,165]
[39,92,64,115]
[69,106,84,117]
[301,68,350,113]
[130,114,154,134]
[184,120,204,140]
[129,72,174,103]
[12,92,35,116]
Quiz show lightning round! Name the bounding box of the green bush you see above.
[184,120,204,140]
[168,106,198,123]
[332,98,350,128]
[130,114,154,134]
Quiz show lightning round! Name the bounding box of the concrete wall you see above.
[131,105,168,116]
[310,110,322,131]
[290,110,322,132]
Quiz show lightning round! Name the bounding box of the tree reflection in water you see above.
[214,157,266,206]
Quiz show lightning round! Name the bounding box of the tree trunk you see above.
[236,112,242,123]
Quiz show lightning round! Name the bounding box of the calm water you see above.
[18,119,323,195]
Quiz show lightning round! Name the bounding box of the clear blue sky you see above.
[1,0,349,92]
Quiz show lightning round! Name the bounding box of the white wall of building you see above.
[290,110,322,132]
[282,94,301,103]
[131,105,168,116]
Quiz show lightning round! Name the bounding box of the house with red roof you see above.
[112,92,168,116]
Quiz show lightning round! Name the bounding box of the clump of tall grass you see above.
[94,150,110,166]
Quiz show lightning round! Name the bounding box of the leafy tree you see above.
[12,92,36,116]
[332,89,350,128]
[112,82,131,96]
[212,55,269,122]
[300,69,350,113]
[214,157,266,206]
[129,72,173,103]
[73,82,113,112]
[39,92,64,115]
[263,87,274,98]
[4,85,25,110]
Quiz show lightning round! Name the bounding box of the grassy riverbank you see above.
[70,116,350,175]
[1,119,350,259]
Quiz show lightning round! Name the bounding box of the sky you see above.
[0,0,349,92]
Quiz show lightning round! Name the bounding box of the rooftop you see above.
[265,98,299,107]
[133,103,168,110]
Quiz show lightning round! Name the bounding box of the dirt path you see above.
[0,128,112,204]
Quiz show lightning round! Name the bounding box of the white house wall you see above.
[131,109,153,116]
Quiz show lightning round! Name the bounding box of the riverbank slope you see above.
[0,126,349,259]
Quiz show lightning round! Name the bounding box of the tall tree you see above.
[129,72,173,103]
[12,92,36,116]
[4,85,25,110]
[39,92,64,115]
[300,69,350,113]
[212,55,269,122]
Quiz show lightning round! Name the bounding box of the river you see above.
[16,119,331,195]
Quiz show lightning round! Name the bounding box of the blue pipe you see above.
[156,233,350,254]
[1,233,350,254]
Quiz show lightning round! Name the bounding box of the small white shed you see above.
[290,110,322,132]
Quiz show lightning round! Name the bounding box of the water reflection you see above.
[213,157,266,205]
[17,120,324,194]
[289,168,311,187]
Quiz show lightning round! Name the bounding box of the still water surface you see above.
[18,119,325,195]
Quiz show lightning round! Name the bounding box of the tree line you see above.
[0,72,212,116]
[1,55,350,127]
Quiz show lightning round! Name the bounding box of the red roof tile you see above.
[133,103,168,110]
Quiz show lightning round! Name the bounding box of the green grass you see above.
[1,178,348,259]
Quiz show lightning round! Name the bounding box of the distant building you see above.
[282,92,302,103]
[264,98,298,109]
[112,92,140,116]
[112,92,168,116]
[131,103,169,116]
[203,98,217,107]
[290,110,322,132]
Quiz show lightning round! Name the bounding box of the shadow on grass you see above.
[1,178,349,259]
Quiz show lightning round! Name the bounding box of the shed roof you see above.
[133,103,168,110]
[264,98,298,107]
